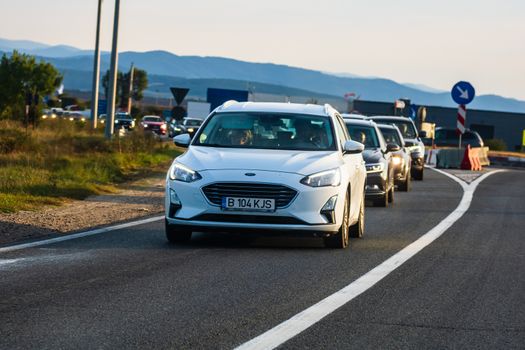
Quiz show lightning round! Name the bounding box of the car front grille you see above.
[202,183,297,208]
[192,214,306,225]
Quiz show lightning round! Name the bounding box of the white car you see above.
[165,102,367,248]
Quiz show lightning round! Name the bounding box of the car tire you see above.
[349,192,365,238]
[165,219,192,244]
[388,186,394,204]
[413,168,424,181]
[373,189,388,207]
[324,194,349,249]
[398,173,411,192]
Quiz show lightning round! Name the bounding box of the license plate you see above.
[221,197,275,212]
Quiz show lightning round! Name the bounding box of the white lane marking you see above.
[0,215,164,254]
[0,259,21,267]
[235,168,505,350]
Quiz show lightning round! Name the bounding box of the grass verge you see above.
[0,119,181,213]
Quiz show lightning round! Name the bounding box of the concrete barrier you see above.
[436,148,464,169]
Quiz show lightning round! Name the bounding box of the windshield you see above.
[184,119,202,126]
[345,124,380,149]
[144,117,162,122]
[194,112,336,151]
[116,114,132,120]
[379,127,402,146]
[373,119,417,139]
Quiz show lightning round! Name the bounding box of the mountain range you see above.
[1,37,523,113]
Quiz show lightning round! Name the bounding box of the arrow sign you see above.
[170,87,190,106]
[451,81,475,105]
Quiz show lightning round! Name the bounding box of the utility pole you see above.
[105,0,121,139]
[127,62,135,114]
[90,0,103,129]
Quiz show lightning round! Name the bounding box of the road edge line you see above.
[234,168,505,350]
[0,215,165,254]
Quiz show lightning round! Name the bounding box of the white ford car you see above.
[165,102,367,248]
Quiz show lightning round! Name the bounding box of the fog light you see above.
[169,189,182,217]
[170,189,181,206]
[320,195,337,224]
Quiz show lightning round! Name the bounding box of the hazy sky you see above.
[1,0,524,100]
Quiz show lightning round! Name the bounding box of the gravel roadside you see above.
[0,172,166,246]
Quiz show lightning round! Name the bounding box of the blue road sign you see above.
[451,81,475,105]
[98,100,107,116]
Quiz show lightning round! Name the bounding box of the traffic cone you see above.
[461,145,473,170]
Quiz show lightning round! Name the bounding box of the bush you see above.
[0,129,31,154]
[485,138,507,151]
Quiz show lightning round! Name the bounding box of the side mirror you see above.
[419,130,427,138]
[343,140,364,154]
[386,143,401,153]
[404,140,415,147]
[173,133,191,148]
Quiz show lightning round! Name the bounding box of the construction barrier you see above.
[461,145,482,171]
[425,147,439,167]
[476,147,491,166]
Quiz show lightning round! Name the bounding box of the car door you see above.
[334,115,364,220]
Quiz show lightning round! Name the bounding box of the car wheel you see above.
[413,168,424,181]
[324,193,349,249]
[373,189,388,207]
[349,192,365,238]
[388,186,394,204]
[398,173,411,192]
[165,219,192,244]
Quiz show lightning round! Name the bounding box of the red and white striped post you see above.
[456,104,466,148]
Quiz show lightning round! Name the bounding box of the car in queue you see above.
[368,116,426,181]
[433,127,484,148]
[98,113,135,130]
[141,115,167,135]
[377,124,412,191]
[169,117,204,138]
[343,118,399,207]
[166,101,367,248]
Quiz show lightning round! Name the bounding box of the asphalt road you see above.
[0,169,523,349]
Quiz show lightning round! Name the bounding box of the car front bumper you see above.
[165,169,347,235]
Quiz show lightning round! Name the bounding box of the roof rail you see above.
[218,100,238,110]
[324,103,337,116]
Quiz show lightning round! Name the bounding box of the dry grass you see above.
[0,119,180,213]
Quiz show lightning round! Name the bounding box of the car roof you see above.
[376,123,396,129]
[341,113,367,119]
[216,101,336,117]
[343,118,377,127]
[368,115,412,122]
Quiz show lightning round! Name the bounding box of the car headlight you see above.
[175,127,181,131]
[392,156,402,166]
[300,168,341,187]
[169,162,202,182]
[366,163,384,173]
[188,128,194,133]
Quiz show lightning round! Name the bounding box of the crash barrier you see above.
[461,145,482,171]
[436,148,464,169]
[488,154,525,168]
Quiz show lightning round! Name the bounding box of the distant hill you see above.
[1,38,524,113]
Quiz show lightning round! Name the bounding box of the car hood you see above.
[177,146,343,176]
[362,149,384,164]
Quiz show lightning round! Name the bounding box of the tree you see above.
[102,68,148,109]
[0,51,62,121]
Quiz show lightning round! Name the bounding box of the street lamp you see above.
[90,0,102,129]
[105,0,121,139]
